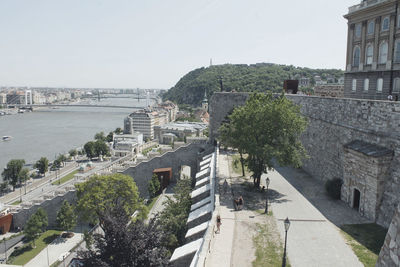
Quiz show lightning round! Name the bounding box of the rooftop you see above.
[344,140,393,157]
[347,0,389,14]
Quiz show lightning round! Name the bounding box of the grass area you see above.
[252,223,290,267]
[51,170,78,185]
[147,195,160,211]
[11,200,21,205]
[231,154,248,175]
[255,209,273,216]
[142,145,158,156]
[340,223,387,267]
[8,230,62,265]
[50,260,61,267]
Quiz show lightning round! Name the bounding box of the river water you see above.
[0,97,151,172]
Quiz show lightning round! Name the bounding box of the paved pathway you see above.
[25,233,83,267]
[206,152,235,267]
[265,167,364,267]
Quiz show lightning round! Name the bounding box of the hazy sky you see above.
[0,0,359,88]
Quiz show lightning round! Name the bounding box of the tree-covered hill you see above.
[162,63,344,106]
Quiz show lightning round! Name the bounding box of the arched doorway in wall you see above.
[353,188,361,210]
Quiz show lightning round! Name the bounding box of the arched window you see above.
[377,78,383,92]
[394,40,400,63]
[382,17,390,31]
[353,46,360,67]
[352,79,357,91]
[379,42,388,64]
[393,78,400,92]
[368,21,375,35]
[365,44,373,65]
[364,79,369,91]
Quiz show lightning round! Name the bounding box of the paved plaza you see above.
[206,151,366,267]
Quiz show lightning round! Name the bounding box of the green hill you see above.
[162,63,344,106]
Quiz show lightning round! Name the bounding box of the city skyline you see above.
[0,0,358,88]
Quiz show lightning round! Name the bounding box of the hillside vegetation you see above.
[162,63,344,105]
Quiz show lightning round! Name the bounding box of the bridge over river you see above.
[13,103,144,109]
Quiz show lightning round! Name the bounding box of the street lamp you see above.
[265,177,270,214]
[282,217,291,267]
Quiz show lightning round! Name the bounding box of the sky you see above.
[0,0,359,89]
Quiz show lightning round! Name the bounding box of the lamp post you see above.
[265,177,270,214]
[3,237,7,262]
[282,217,290,267]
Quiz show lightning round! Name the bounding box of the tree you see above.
[57,154,68,167]
[69,149,78,159]
[106,131,114,142]
[24,208,48,248]
[2,159,25,190]
[19,168,30,185]
[75,174,144,226]
[84,141,96,159]
[56,200,77,233]
[148,174,160,198]
[94,140,110,158]
[157,178,192,252]
[0,181,9,194]
[94,132,106,142]
[51,159,61,171]
[114,127,123,134]
[78,204,169,267]
[219,93,308,187]
[34,157,49,176]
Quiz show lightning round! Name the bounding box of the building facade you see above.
[129,110,155,139]
[344,0,400,100]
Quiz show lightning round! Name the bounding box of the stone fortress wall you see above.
[11,142,213,229]
[209,92,400,228]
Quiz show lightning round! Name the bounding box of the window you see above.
[353,46,360,67]
[395,40,400,63]
[368,21,375,35]
[393,78,400,92]
[355,23,362,37]
[352,79,357,91]
[382,17,390,31]
[364,79,369,91]
[377,78,383,92]
[379,42,388,64]
[366,44,373,65]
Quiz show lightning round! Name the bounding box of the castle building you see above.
[344,0,400,100]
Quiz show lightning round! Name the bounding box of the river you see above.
[0,97,152,173]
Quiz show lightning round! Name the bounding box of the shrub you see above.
[325,178,343,199]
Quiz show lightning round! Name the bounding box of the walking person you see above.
[216,215,222,233]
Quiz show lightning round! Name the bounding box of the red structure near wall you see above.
[0,213,13,234]
[153,167,172,191]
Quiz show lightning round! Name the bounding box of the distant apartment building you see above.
[127,110,155,139]
[0,93,6,105]
[344,0,400,100]
[158,101,179,122]
[6,92,25,104]
[299,77,310,87]
[154,122,208,144]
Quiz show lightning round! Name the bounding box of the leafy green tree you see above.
[94,132,106,142]
[84,141,96,159]
[24,208,48,248]
[157,178,192,252]
[0,181,8,194]
[148,174,160,198]
[51,159,61,171]
[1,159,25,190]
[19,168,30,185]
[34,157,49,176]
[57,154,68,167]
[114,127,123,134]
[106,131,114,142]
[69,149,78,159]
[75,174,144,226]
[56,200,77,233]
[219,93,308,187]
[94,140,110,158]
[78,204,169,266]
